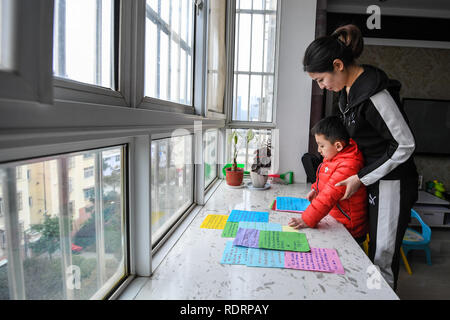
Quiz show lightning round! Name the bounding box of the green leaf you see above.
[247,129,255,143]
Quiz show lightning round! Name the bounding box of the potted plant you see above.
[250,139,272,188]
[226,129,254,186]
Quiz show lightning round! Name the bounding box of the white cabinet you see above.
[412,191,450,228]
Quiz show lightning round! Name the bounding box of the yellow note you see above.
[200,215,229,229]
[282,225,299,233]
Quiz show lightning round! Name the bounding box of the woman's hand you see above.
[335,174,362,200]
[306,189,317,202]
[288,217,308,230]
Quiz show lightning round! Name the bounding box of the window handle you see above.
[195,0,203,15]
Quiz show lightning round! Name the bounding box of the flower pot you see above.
[226,167,244,186]
[250,171,268,188]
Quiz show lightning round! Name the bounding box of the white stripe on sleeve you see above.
[360,90,415,186]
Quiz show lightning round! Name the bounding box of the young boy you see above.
[289,116,368,243]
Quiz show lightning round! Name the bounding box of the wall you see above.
[359,44,450,188]
[276,0,317,183]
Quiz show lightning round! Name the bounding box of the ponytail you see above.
[303,24,364,73]
[332,24,364,60]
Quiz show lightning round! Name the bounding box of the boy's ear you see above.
[335,140,344,152]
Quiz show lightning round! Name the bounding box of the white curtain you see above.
[206,0,227,114]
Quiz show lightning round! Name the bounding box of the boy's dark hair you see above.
[311,116,350,145]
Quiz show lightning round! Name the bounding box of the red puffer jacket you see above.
[302,139,368,239]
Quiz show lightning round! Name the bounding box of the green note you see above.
[221,221,240,238]
[258,231,310,252]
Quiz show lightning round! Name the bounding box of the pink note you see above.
[284,248,345,275]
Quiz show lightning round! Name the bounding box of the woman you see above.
[302,24,418,291]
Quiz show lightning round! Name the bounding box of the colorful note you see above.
[284,248,345,274]
[239,222,282,232]
[220,241,249,265]
[222,221,240,237]
[233,228,260,248]
[258,230,310,252]
[200,214,229,229]
[227,210,269,223]
[282,226,299,233]
[275,197,310,213]
[247,248,285,268]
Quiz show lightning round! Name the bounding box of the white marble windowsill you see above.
[119,179,398,300]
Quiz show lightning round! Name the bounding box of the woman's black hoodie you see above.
[338,64,418,186]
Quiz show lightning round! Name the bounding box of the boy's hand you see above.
[288,217,308,230]
[306,189,317,202]
[335,174,362,200]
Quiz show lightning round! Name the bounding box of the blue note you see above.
[227,210,269,222]
[276,197,310,212]
[239,222,282,231]
[220,241,249,265]
[247,247,285,268]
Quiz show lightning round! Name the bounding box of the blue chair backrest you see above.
[411,209,431,242]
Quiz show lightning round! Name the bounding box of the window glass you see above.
[0,0,15,70]
[226,129,272,172]
[233,0,278,122]
[204,129,218,188]
[145,0,194,105]
[206,0,227,114]
[0,146,126,300]
[151,135,193,244]
[53,0,115,89]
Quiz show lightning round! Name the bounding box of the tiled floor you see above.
[397,228,450,300]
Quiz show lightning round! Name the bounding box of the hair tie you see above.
[332,33,347,47]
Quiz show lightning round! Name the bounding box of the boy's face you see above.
[315,134,343,160]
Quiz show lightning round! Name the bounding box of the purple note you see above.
[233,228,260,248]
[284,248,344,274]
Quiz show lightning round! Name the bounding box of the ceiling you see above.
[327,0,450,18]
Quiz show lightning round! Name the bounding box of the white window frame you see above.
[0,0,227,300]
[204,128,219,191]
[133,0,208,116]
[0,0,53,103]
[149,130,196,252]
[53,0,127,107]
[225,0,281,129]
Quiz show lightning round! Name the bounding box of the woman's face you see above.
[307,60,347,92]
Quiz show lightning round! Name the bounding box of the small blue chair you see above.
[402,209,432,266]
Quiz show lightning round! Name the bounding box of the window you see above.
[68,157,75,169]
[68,201,74,215]
[204,129,218,188]
[206,0,227,114]
[53,0,115,88]
[84,166,94,178]
[83,187,95,200]
[0,0,15,70]
[226,128,272,172]
[17,192,22,211]
[151,135,194,245]
[0,146,127,300]
[233,0,279,122]
[16,167,22,180]
[145,0,195,105]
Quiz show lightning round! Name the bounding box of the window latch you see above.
[195,0,203,15]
